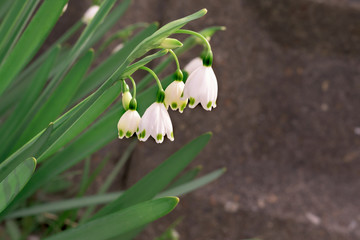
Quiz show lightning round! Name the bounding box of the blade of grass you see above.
[167,165,202,189]
[15,49,94,149]
[0,21,83,115]
[0,46,60,160]
[0,157,36,213]
[6,168,224,218]
[37,80,122,162]
[5,219,21,239]
[0,0,68,96]
[0,124,52,183]
[43,197,179,240]
[91,132,212,220]
[73,23,158,103]
[80,141,137,222]
[0,0,41,63]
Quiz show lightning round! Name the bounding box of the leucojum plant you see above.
[0,0,225,239]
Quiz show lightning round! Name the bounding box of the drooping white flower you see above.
[164,81,187,113]
[122,91,132,110]
[184,57,202,74]
[62,3,68,15]
[117,110,141,139]
[182,65,218,111]
[112,43,124,53]
[82,5,100,24]
[137,102,174,143]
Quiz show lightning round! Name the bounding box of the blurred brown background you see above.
[58,0,360,239]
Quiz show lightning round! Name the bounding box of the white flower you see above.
[164,81,187,113]
[82,5,100,24]
[137,102,174,143]
[122,91,132,110]
[184,57,202,74]
[62,3,68,15]
[117,110,141,139]
[112,43,124,53]
[182,65,218,111]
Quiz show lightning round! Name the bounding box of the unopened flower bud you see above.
[82,5,100,24]
[122,91,132,110]
[160,38,183,49]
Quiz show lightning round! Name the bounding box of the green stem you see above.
[169,49,180,71]
[128,75,136,98]
[139,66,163,91]
[175,29,211,51]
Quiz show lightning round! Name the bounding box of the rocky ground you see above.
[61,0,360,239]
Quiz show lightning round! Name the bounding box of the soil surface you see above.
[60,0,360,239]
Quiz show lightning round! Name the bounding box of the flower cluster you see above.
[117,30,218,143]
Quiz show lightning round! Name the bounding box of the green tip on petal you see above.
[171,132,174,139]
[180,103,187,112]
[140,129,146,138]
[189,97,195,106]
[126,131,132,138]
[207,101,212,109]
[119,129,124,138]
[157,134,163,141]
[171,102,178,109]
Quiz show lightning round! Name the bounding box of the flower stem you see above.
[128,75,136,98]
[175,29,211,51]
[169,49,180,71]
[139,66,163,91]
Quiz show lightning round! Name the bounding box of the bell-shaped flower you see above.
[164,81,187,113]
[182,64,218,111]
[137,102,174,143]
[82,5,100,24]
[117,109,141,139]
[184,57,202,74]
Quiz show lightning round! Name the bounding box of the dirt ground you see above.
[60,0,360,239]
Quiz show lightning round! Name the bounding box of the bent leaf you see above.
[43,197,179,240]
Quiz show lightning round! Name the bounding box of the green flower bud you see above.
[160,38,183,49]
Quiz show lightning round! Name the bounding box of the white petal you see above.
[184,58,203,74]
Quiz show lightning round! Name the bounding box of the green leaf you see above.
[0,0,28,58]
[5,167,223,219]
[157,168,225,198]
[43,197,179,240]
[0,0,68,96]
[0,124,52,183]
[0,46,60,160]
[37,81,122,162]
[91,132,212,220]
[17,49,94,148]
[80,0,131,54]
[80,141,137,222]
[167,165,202,189]
[0,157,36,213]
[0,0,41,62]
[122,49,168,77]
[73,23,158,103]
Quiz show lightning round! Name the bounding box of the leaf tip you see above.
[220,26,226,31]
[221,167,227,173]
